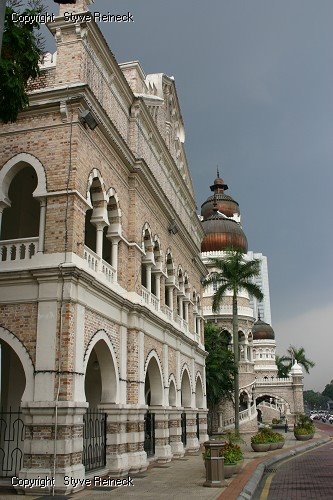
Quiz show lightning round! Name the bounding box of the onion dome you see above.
[201,192,240,220]
[201,171,240,220]
[201,170,247,253]
[201,212,248,252]
[252,319,275,340]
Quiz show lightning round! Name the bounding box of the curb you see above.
[237,436,332,500]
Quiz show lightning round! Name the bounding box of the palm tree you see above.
[286,346,315,374]
[203,250,264,434]
[275,354,291,378]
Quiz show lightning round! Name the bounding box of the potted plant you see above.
[294,414,315,441]
[275,432,285,449]
[251,431,270,452]
[260,428,284,450]
[221,442,244,478]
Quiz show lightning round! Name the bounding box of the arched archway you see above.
[0,327,34,404]
[168,377,177,407]
[181,367,192,408]
[144,353,164,406]
[84,335,118,408]
[195,375,204,409]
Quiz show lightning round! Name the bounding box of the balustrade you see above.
[0,237,39,263]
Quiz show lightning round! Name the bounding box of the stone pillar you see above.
[37,198,46,253]
[168,286,174,312]
[146,265,152,293]
[178,296,183,319]
[184,410,200,453]
[152,407,172,462]
[155,273,161,301]
[111,238,120,281]
[95,224,104,265]
[184,301,189,324]
[197,409,209,444]
[168,409,184,457]
[19,401,88,496]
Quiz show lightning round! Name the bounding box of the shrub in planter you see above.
[294,414,315,441]
[272,418,281,424]
[251,432,271,452]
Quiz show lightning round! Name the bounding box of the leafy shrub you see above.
[294,414,315,435]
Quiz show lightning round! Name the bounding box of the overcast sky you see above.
[42,0,333,391]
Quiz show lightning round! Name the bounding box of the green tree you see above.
[286,346,315,374]
[204,322,236,435]
[322,381,333,400]
[0,1,44,123]
[203,250,264,434]
[303,390,329,410]
[275,354,291,378]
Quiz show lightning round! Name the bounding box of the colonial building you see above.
[200,173,304,432]
[0,0,208,493]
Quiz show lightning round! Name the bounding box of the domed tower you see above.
[201,172,257,432]
[201,171,248,253]
[252,314,278,379]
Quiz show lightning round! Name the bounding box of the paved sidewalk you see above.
[0,427,330,500]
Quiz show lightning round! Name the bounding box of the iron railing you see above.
[83,410,107,472]
[0,408,25,478]
[144,411,155,457]
[181,412,187,447]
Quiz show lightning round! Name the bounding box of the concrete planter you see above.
[251,443,270,452]
[294,433,314,441]
[224,463,237,478]
[268,442,279,450]
[276,441,284,449]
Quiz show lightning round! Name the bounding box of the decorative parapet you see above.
[255,377,292,386]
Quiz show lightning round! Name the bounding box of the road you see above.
[256,422,333,500]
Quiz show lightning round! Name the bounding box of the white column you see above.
[178,296,183,319]
[96,223,104,260]
[37,198,46,253]
[184,302,189,324]
[155,273,161,301]
[111,238,120,281]
[168,287,174,312]
[244,343,248,362]
[196,317,201,340]
[0,206,4,238]
[146,265,152,293]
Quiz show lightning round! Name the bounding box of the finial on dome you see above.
[258,309,261,320]
[217,165,220,178]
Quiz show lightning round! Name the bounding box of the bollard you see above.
[203,441,226,487]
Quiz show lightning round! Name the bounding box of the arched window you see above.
[0,156,47,261]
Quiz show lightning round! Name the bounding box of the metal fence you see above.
[83,410,107,472]
[0,408,25,478]
[181,412,187,446]
[144,411,155,457]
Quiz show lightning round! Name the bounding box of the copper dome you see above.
[252,319,275,340]
[201,193,240,220]
[201,213,248,253]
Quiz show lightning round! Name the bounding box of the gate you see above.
[181,412,187,446]
[83,410,107,472]
[0,409,25,478]
[196,412,200,440]
[144,411,155,457]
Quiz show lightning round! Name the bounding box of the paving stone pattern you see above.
[268,441,333,500]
